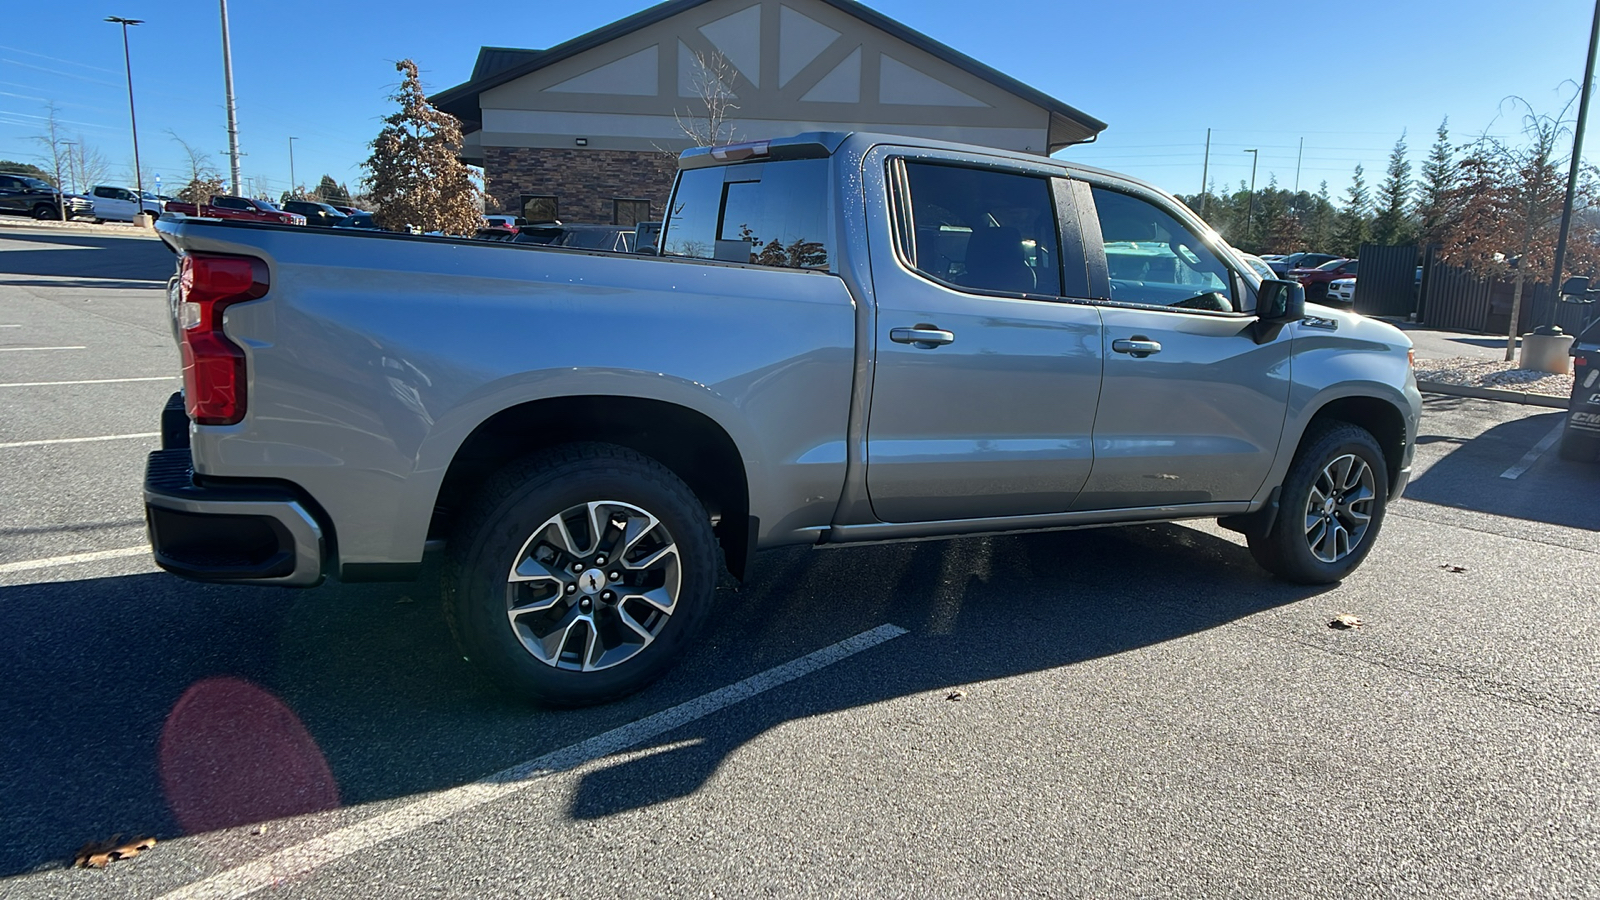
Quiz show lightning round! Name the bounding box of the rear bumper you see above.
[144,394,325,586]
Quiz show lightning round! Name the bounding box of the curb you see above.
[1417,380,1570,409]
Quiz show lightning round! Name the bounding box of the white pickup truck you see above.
[146,132,1421,706]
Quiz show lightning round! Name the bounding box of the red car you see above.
[1289,257,1358,300]
[163,195,306,225]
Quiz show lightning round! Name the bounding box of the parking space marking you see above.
[1500,421,1567,480]
[0,324,19,328]
[0,546,149,575]
[160,623,910,900]
[0,432,158,450]
[0,376,176,388]
[0,345,86,352]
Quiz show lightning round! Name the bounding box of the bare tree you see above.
[169,132,225,205]
[69,139,110,192]
[675,50,741,148]
[30,102,70,220]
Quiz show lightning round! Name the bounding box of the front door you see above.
[92,187,132,221]
[865,155,1103,523]
[1072,184,1291,509]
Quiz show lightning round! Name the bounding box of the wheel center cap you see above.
[577,568,607,595]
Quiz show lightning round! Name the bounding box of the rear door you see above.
[0,176,22,213]
[1072,182,1291,510]
[863,151,1104,522]
[93,187,132,220]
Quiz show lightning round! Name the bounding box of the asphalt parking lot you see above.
[1,223,1597,899]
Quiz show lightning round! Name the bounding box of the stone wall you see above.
[484,146,677,224]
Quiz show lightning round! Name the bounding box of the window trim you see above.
[1077,179,1256,318]
[885,156,1077,304]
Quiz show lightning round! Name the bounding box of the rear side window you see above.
[898,162,1062,297]
[662,159,832,270]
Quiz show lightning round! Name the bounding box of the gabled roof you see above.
[432,0,1106,149]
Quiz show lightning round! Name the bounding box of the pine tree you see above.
[363,59,483,234]
[1308,181,1337,250]
[1334,164,1373,256]
[315,174,350,205]
[1416,118,1457,246]
[1372,132,1415,245]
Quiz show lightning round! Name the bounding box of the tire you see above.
[444,443,718,707]
[31,204,56,220]
[1247,422,1389,584]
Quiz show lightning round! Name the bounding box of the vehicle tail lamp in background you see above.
[178,253,267,425]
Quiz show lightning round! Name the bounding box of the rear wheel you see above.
[444,443,717,707]
[1248,423,1389,584]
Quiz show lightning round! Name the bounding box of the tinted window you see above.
[0,177,21,191]
[94,187,115,198]
[1315,259,1349,271]
[214,197,247,210]
[898,162,1062,296]
[663,159,831,270]
[1091,187,1236,312]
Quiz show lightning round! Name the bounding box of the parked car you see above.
[512,223,636,253]
[1290,257,1359,299]
[1237,252,1276,281]
[144,131,1420,708]
[332,206,368,217]
[331,213,382,231]
[88,184,163,222]
[163,195,307,225]
[1329,277,1356,306]
[0,173,94,220]
[281,199,348,228]
[1270,252,1341,277]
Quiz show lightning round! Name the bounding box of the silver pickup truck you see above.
[147,132,1421,706]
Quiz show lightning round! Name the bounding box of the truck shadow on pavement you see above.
[1406,408,1600,532]
[0,523,1329,875]
[0,230,172,282]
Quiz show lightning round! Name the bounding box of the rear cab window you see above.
[662,158,833,270]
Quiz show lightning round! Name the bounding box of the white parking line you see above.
[1500,421,1567,480]
[0,376,176,388]
[0,432,158,449]
[0,546,149,574]
[159,623,910,900]
[0,345,86,352]
[0,324,20,328]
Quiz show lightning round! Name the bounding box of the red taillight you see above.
[178,253,267,425]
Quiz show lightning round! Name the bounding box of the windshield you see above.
[1315,258,1350,271]
[253,200,282,212]
[21,177,51,191]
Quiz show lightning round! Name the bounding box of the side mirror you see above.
[1257,278,1305,324]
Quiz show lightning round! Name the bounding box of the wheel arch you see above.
[1300,393,1409,494]
[431,395,755,579]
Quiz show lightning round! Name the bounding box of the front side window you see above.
[662,159,831,270]
[1091,186,1237,312]
[898,162,1062,297]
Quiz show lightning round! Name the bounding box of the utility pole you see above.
[220,0,243,196]
[1200,128,1212,217]
[1244,148,1259,245]
[288,136,298,198]
[1294,137,1304,196]
[1546,0,1600,335]
[106,16,144,211]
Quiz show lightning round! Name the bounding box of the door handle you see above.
[890,325,955,348]
[1112,337,1162,358]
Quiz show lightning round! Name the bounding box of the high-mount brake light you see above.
[178,253,268,425]
[710,140,770,162]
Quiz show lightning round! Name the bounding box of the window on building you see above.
[898,162,1063,297]
[521,195,558,223]
[661,159,831,270]
[613,198,652,226]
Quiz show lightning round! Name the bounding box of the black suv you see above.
[281,199,347,227]
[0,173,94,220]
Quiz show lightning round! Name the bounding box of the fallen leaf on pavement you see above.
[1329,614,1364,630]
[1440,564,1467,573]
[73,835,156,869]
[945,690,967,701]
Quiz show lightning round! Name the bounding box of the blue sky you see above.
[1,0,1594,202]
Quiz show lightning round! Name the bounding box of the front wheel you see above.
[1248,423,1389,584]
[444,443,718,707]
[31,204,57,220]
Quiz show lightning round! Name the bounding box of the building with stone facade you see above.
[432,0,1105,225]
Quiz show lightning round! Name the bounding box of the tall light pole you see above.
[288,136,298,198]
[220,0,243,196]
[1199,128,1211,217]
[1546,0,1600,335]
[1244,148,1260,245]
[105,16,144,207]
